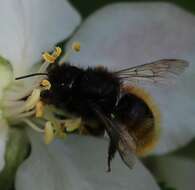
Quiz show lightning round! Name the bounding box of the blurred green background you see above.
[70,0,195,17]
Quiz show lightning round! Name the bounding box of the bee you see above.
[16,58,189,171]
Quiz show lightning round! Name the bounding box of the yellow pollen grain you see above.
[41,79,51,90]
[44,121,54,144]
[71,42,81,52]
[35,101,44,118]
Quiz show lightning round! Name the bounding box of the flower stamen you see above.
[61,42,81,63]
[23,88,41,111]
[3,45,84,145]
[42,46,62,63]
[71,42,81,52]
[42,52,56,63]
[44,121,55,144]
[23,119,44,133]
[41,79,51,90]
[35,101,44,118]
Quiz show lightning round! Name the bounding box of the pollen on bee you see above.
[44,121,55,144]
[41,79,51,90]
[35,101,44,118]
[71,42,81,52]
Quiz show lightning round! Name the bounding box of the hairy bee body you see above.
[15,47,188,171]
[41,63,156,158]
[41,63,121,119]
[38,58,188,171]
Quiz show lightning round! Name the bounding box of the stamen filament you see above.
[44,121,55,144]
[35,101,44,118]
[23,119,44,133]
[15,110,36,119]
[24,88,41,111]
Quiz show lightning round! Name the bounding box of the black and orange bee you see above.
[16,58,189,171]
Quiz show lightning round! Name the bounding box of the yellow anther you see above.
[64,118,82,132]
[35,101,44,118]
[44,121,55,144]
[42,52,56,63]
[41,79,51,90]
[53,47,62,57]
[71,42,81,52]
[24,89,41,111]
[42,47,62,63]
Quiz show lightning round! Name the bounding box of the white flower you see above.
[66,2,195,154]
[15,2,195,190]
[0,0,161,190]
[16,130,160,190]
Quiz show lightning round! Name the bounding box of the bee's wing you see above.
[115,59,189,85]
[92,105,136,171]
[117,124,137,169]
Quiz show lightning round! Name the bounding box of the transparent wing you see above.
[117,125,137,169]
[115,59,189,85]
[92,105,136,171]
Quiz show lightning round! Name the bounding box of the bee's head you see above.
[47,63,83,96]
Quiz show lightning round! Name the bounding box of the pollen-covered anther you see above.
[42,52,56,63]
[53,46,62,57]
[42,46,62,63]
[71,42,81,52]
[41,79,51,90]
[35,101,44,118]
[44,121,55,144]
[24,88,41,111]
[64,117,82,132]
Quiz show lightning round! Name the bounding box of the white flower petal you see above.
[16,130,160,190]
[0,57,13,98]
[0,0,81,75]
[153,156,195,190]
[0,120,9,172]
[66,2,195,154]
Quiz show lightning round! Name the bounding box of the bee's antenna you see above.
[15,73,48,80]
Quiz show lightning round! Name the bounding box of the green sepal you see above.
[0,127,30,190]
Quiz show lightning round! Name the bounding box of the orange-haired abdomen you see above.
[119,85,161,156]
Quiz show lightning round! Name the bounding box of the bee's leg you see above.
[107,139,117,172]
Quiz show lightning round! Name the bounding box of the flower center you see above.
[1,43,82,144]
